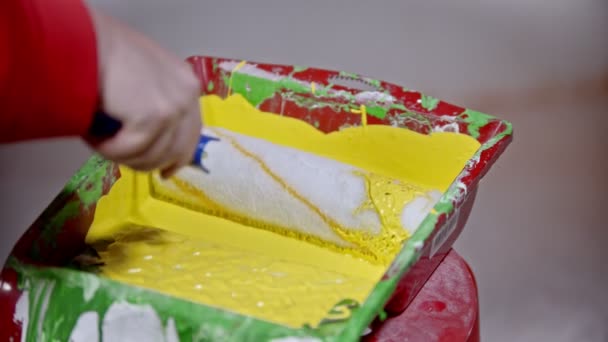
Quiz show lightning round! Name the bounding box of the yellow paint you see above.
[354,172,428,256]
[311,82,316,94]
[201,94,479,189]
[87,94,481,328]
[351,104,368,127]
[227,60,247,96]
[234,60,247,71]
[97,226,379,328]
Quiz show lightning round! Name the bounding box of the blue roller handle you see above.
[89,111,218,173]
[89,111,122,138]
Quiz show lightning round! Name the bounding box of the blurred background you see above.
[1,0,607,340]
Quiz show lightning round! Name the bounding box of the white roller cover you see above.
[155,128,441,250]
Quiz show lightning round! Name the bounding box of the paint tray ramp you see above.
[0,56,512,341]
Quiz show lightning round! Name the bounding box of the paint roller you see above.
[90,112,442,263]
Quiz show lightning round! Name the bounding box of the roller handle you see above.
[88,111,123,138]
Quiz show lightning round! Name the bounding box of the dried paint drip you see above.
[351,104,368,127]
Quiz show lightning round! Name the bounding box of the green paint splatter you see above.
[77,167,106,208]
[366,78,382,89]
[227,68,392,119]
[312,83,335,97]
[65,155,111,207]
[377,309,388,322]
[284,93,355,116]
[326,299,359,317]
[229,72,309,106]
[207,80,215,92]
[461,108,494,138]
[390,103,407,111]
[433,198,455,214]
[339,71,359,79]
[337,276,400,341]
[292,65,308,73]
[420,94,440,111]
[481,120,513,150]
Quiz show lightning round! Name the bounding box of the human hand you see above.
[87,9,201,178]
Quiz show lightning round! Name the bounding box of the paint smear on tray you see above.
[86,94,480,328]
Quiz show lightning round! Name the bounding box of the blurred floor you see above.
[1,1,607,340]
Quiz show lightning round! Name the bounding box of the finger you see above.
[159,111,200,178]
[123,115,182,171]
[160,103,202,177]
[93,118,164,163]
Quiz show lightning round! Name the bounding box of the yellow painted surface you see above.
[87,94,481,328]
[201,94,479,190]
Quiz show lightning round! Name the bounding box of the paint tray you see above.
[0,56,512,341]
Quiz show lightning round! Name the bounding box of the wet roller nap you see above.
[0,56,512,341]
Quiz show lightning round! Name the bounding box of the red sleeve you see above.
[0,0,99,143]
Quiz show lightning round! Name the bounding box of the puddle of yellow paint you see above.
[86,94,481,328]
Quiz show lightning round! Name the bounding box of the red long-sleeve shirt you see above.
[0,0,98,143]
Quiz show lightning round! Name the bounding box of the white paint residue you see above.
[102,302,165,342]
[2,281,12,292]
[442,177,468,203]
[456,181,468,196]
[438,115,459,122]
[467,153,481,168]
[36,282,55,338]
[433,122,460,133]
[354,91,395,104]
[193,322,230,341]
[164,318,179,342]
[82,277,100,302]
[68,311,99,342]
[14,291,29,342]
[332,90,354,99]
[401,190,442,234]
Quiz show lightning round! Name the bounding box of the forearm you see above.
[0,0,99,142]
